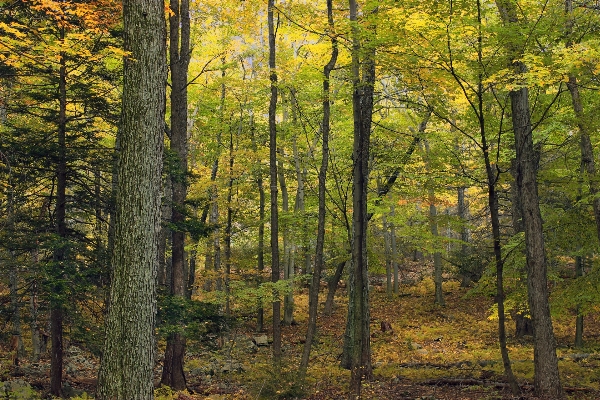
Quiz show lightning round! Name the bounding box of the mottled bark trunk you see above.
[299,7,337,376]
[96,0,166,397]
[268,0,281,364]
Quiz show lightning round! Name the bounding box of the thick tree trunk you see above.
[96,0,166,397]
[299,6,337,376]
[162,0,190,390]
[268,0,281,364]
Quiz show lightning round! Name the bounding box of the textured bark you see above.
[96,0,166,397]
[494,2,564,397]
[299,4,337,376]
[161,0,190,390]
[343,0,375,394]
[268,0,281,364]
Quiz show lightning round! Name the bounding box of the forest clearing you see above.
[3,0,600,399]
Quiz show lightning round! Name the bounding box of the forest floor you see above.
[1,275,600,399]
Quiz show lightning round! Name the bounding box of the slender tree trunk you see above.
[382,216,392,299]
[299,5,337,376]
[343,1,376,394]
[268,0,281,364]
[278,150,293,325]
[224,123,236,315]
[574,255,584,348]
[250,114,266,332]
[423,139,445,306]
[96,0,166,396]
[50,39,68,398]
[161,0,190,390]
[390,205,399,295]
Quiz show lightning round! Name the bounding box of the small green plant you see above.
[69,393,94,400]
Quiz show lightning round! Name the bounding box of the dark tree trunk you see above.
[494,2,564,397]
[162,0,190,390]
[342,1,376,395]
[299,3,337,376]
[323,259,347,316]
[267,0,281,364]
[96,0,166,397]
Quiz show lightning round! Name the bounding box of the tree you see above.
[161,0,191,390]
[299,0,338,378]
[267,0,282,364]
[96,0,166,397]
[494,0,565,397]
[342,0,376,395]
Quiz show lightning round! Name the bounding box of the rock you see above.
[253,334,269,347]
[415,349,428,356]
[410,342,423,350]
[221,362,244,374]
[0,379,39,399]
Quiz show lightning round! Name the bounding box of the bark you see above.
[494,2,565,397]
[268,0,282,364]
[343,1,376,394]
[96,0,166,397]
[299,4,337,376]
[162,0,190,390]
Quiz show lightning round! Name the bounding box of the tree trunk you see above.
[161,0,190,390]
[574,255,584,348]
[423,139,444,306]
[96,0,166,397]
[494,2,564,397]
[268,0,281,364]
[390,205,399,295]
[382,215,392,299]
[299,5,337,376]
[342,1,375,394]
[50,36,68,397]
[278,150,294,325]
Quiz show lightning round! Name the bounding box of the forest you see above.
[1,0,600,398]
